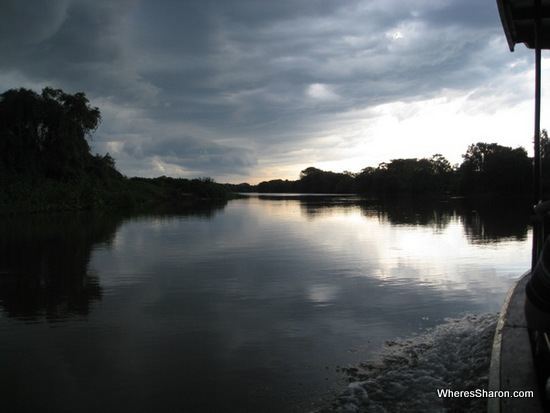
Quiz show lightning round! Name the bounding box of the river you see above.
[0,195,532,412]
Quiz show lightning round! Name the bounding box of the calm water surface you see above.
[0,195,532,412]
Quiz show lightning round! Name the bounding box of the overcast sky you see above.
[0,0,545,183]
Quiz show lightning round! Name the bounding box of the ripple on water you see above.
[324,313,497,413]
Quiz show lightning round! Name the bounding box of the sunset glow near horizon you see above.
[0,1,547,184]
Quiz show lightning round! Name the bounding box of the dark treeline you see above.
[0,87,231,213]
[229,139,550,198]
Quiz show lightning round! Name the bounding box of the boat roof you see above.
[497,0,550,51]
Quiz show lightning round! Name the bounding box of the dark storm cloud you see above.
[0,1,70,46]
[121,135,257,176]
[0,0,532,180]
[0,0,156,101]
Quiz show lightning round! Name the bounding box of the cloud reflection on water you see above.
[0,195,533,412]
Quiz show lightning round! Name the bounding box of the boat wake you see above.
[325,313,498,413]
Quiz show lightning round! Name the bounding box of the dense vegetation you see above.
[0,87,231,213]
[229,138,550,198]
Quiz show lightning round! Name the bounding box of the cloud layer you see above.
[0,0,537,182]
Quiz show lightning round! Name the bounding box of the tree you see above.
[429,154,452,175]
[298,166,355,193]
[0,87,102,180]
[541,130,550,196]
[299,167,323,180]
[459,142,531,195]
[540,129,550,159]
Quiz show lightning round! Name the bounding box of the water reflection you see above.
[0,196,525,322]
[458,197,531,243]
[0,196,532,412]
[0,213,115,320]
[297,195,531,243]
[0,201,227,321]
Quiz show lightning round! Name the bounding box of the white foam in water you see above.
[326,313,498,413]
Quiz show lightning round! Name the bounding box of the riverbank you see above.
[0,175,236,214]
